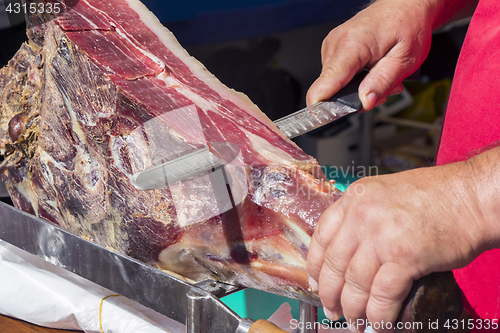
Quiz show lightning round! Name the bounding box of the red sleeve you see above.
[436,0,500,329]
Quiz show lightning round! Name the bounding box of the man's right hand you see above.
[306,0,446,110]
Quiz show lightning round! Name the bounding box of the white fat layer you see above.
[45,200,58,208]
[36,149,64,189]
[123,0,291,142]
[74,145,99,189]
[66,3,101,30]
[61,94,88,146]
[74,146,92,176]
[61,93,100,188]
[157,72,220,114]
[110,135,144,176]
[250,243,306,268]
[250,258,305,272]
[242,130,297,166]
[283,217,312,250]
[14,181,39,216]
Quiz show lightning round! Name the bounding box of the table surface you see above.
[0,315,82,333]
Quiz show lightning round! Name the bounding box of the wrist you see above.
[464,148,500,251]
[430,0,478,30]
[368,0,443,33]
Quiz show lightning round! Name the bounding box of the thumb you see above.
[307,67,358,106]
[306,49,369,106]
[359,57,417,110]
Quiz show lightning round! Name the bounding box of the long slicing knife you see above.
[273,72,364,139]
[130,73,365,191]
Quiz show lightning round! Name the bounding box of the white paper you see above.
[0,240,183,333]
[0,240,295,333]
[0,240,373,333]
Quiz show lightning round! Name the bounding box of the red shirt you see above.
[436,0,500,329]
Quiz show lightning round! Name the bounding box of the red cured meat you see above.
[65,30,165,79]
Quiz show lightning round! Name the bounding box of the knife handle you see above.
[247,319,288,333]
[329,68,421,111]
[328,71,366,111]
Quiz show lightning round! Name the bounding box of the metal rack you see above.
[0,201,319,333]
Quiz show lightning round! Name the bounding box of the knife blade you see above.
[130,142,241,191]
[131,146,221,192]
[274,71,364,139]
[131,73,364,191]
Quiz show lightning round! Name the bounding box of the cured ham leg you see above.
[0,0,341,301]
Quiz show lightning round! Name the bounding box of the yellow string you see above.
[99,294,121,333]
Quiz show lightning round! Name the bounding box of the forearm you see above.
[461,144,500,251]
[431,0,479,30]
[369,0,478,30]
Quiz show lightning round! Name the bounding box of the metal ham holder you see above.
[0,201,317,333]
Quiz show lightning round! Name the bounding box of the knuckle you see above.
[344,272,371,295]
[370,271,413,309]
[306,253,323,278]
[324,26,344,44]
[319,285,342,312]
[305,256,320,277]
[321,34,333,54]
[321,30,372,76]
[322,251,346,279]
[307,224,335,276]
[388,243,414,263]
[341,289,369,321]
[374,70,396,92]
[318,65,344,84]
[311,221,329,249]
[366,297,399,327]
[349,197,377,221]
[370,287,396,308]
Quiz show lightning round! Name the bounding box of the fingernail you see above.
[366,92,378,109]
[308,276,318,292]
[323,307,341,321]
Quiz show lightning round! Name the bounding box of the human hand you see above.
[306,163,491,332]
[306,0,439,110]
